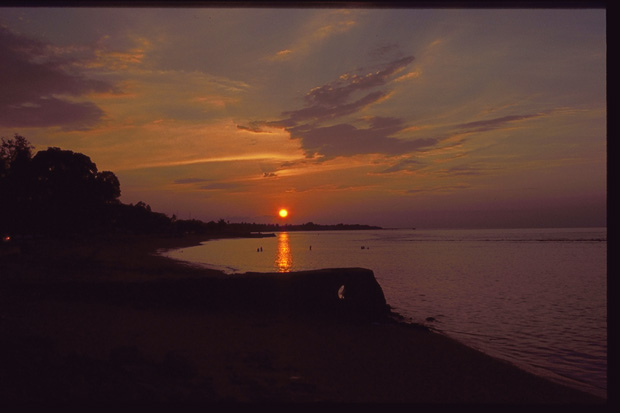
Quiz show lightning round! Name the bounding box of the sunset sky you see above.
[0,6,606,229]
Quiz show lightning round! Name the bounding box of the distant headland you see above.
[231,222,383,233]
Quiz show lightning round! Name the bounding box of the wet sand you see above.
[0,234,607,404]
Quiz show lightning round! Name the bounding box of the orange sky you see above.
[0,7,606,228]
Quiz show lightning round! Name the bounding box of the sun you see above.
[278,208,288,218]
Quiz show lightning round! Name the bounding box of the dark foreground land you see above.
[0,234,607,405]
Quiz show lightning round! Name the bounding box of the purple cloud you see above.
[379,158,425,174]
[238,55,430,160]
[279,56,414,127]
[240,50,551,163]
[283,90,387,123]
[0,97,105,130]
[288,116,437,159]
[236,123,275,133]
[301,55,414,108]
[199,182,243,191]
[455,113,547,133]
[437,164,499,178]
[0,26,115,129]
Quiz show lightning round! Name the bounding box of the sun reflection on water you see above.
[275,232,292,272]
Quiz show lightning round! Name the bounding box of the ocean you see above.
[160,227,607,399]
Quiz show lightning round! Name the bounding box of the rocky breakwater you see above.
[8,268,390,323]
[236,268,389,322]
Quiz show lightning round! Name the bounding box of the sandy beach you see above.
[0,233,607,404]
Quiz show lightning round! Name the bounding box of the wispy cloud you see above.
[406,184,472,194]
[237,123,276,134]
[119,153,301,172]
[455,113,548,133]
[436,163,501,178]
[173,178,208,184]
[267,10,358,61]
[300,55,414,109]
[199,182,244,191]
[85,35,151,71]
[283,91,389,124]
[378,158,426,174]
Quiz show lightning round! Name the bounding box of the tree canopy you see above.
[1,135,122,235]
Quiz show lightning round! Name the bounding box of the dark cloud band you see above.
[0,26,114,130]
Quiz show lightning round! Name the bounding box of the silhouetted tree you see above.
[1,137,124,236]
[1,135,35,234]
[94,170,121,204]
[110,201,173,234]
[0,134,34,179]
[26,147,121,233]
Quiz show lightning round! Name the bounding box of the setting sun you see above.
[279,209,288,218]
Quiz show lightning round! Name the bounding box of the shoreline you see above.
[0,233,607,403]
[156,233,609,401]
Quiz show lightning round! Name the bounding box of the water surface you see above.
[162,227,607,399]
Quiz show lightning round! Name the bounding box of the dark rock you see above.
[3,268,390,322]
[159,351,198,379]
[110,345,144,367]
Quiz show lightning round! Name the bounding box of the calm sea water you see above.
[161,227,607,399]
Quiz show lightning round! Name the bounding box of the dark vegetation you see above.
[1,135,380,240]
[0,134,230,238]
[226,222,382,233]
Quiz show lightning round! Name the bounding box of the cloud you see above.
[378,158,426,174]
[437,163,500,178]
[0,26,115,129]
[173,178,208,184]
[241,55,422,160]
[173,178,249,192]
[0,97,105,130]
[288,116,437,159]
[274,157,323,171]
[301,55,414,109]
[283,90,388,123]
[455,113,547,133]
[394,71,421,82]
[199,182,244,191]
[236,123,276,133]
[274,41,561,163]
[368,43,402,62]
[261,56,415,128]
[406,184,471,194]
[242,54,547,163]
[268,49,293,61]
[88,35,151,71]
[267,10,358,62]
